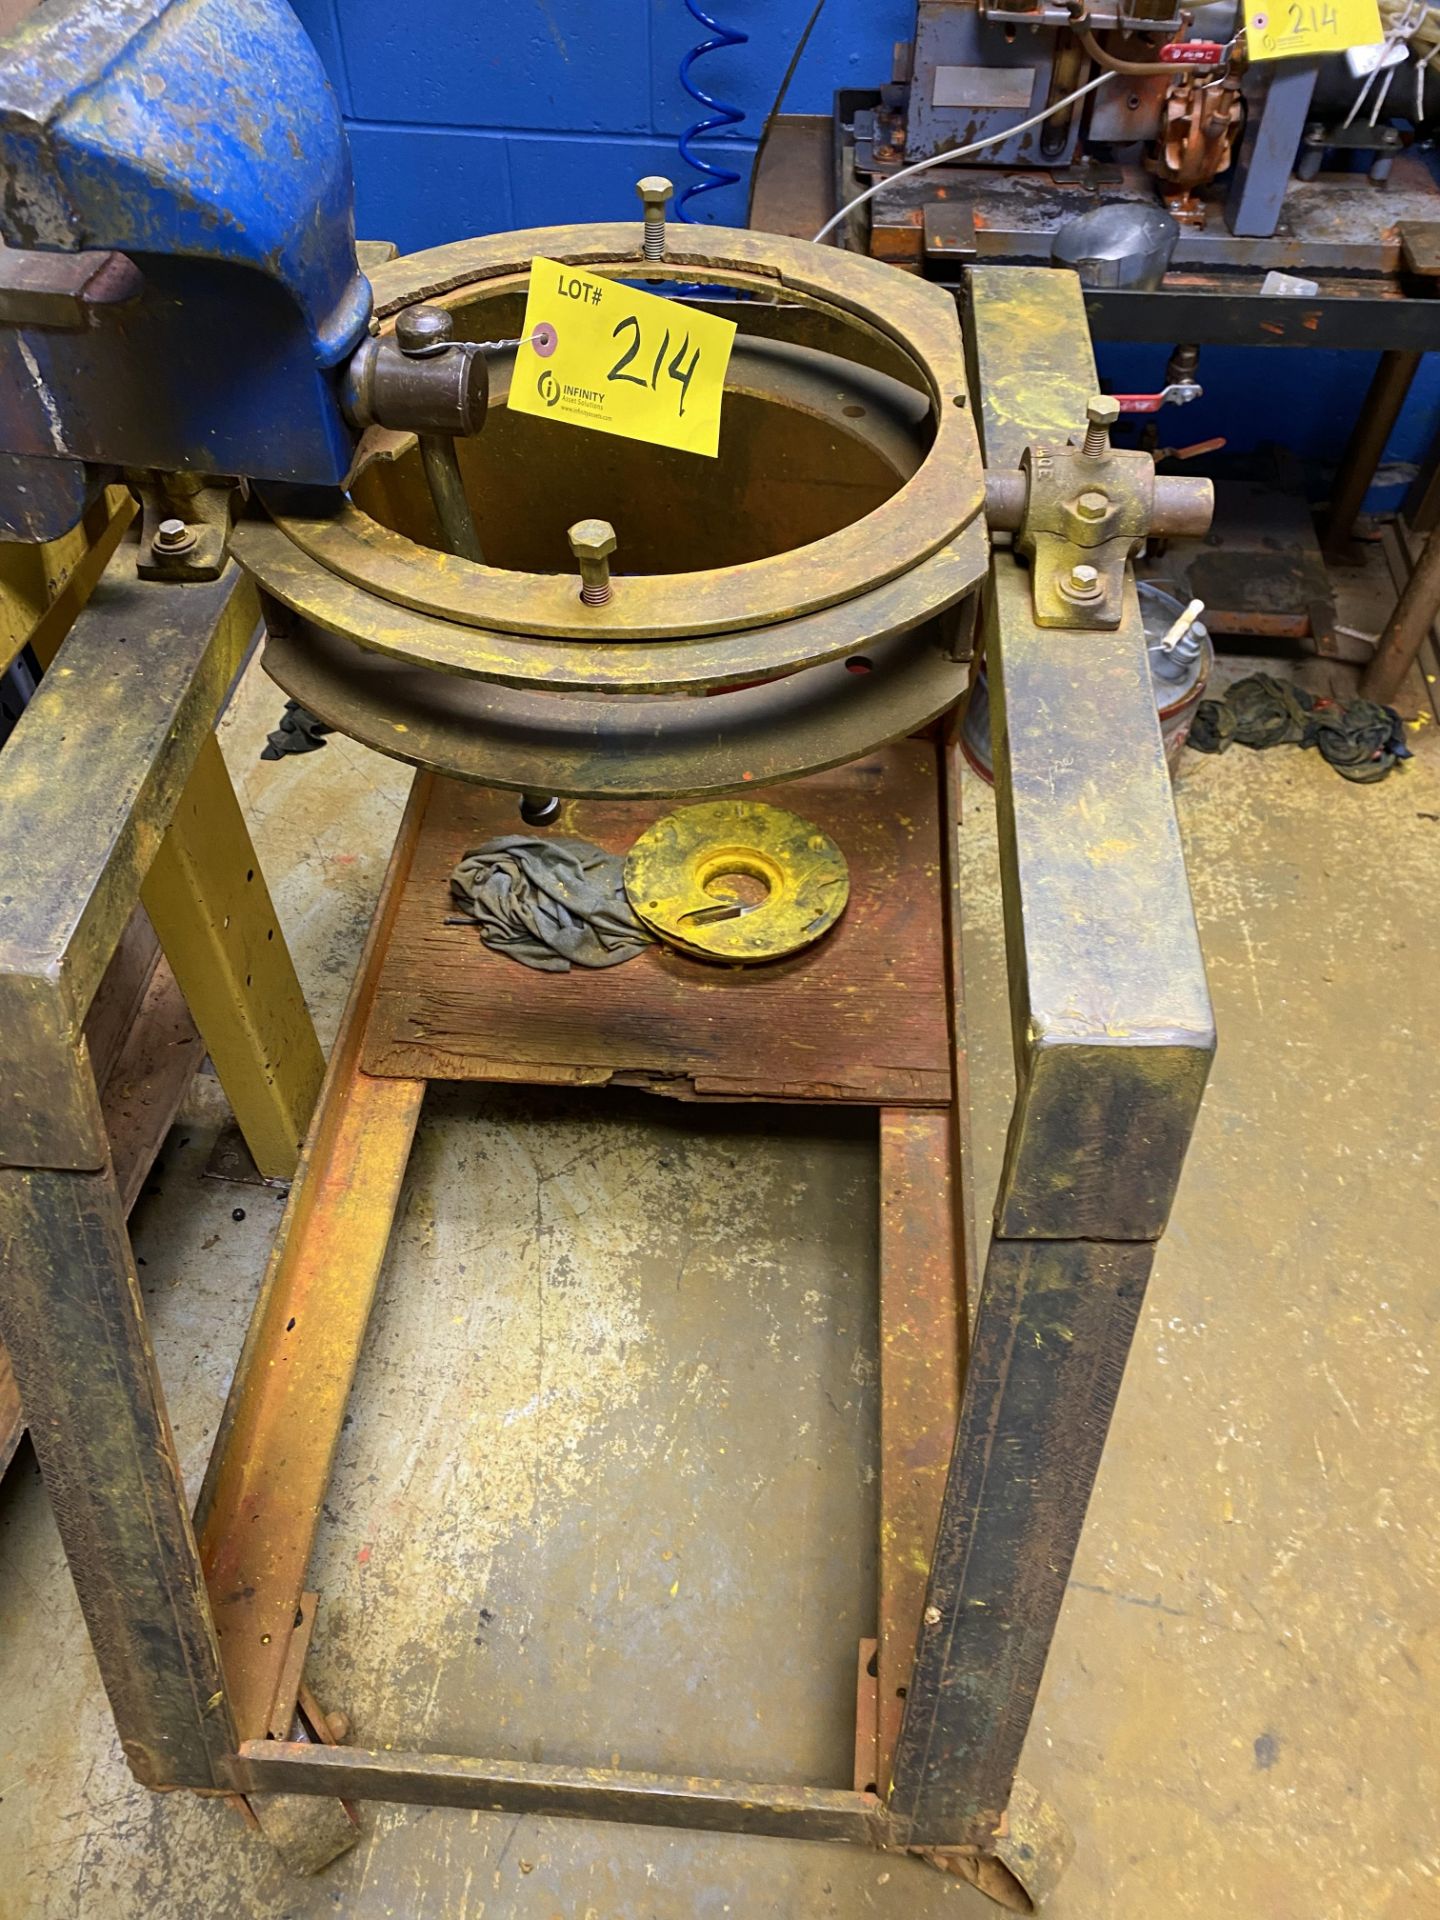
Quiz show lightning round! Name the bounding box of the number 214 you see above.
[1286,1,1338,29]
[607,317,701,415]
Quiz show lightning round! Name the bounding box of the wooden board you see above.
[364,743,952,1106]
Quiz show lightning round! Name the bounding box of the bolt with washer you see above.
[1062,561,1103,600]
[569,518,618,606]
[153,516,197,556]
[636,176,672,263]
[1081,395,1119,460]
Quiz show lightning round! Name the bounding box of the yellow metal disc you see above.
[623,800,849,964]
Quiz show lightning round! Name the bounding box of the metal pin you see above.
[397,305,487,564]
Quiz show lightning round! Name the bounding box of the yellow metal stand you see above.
[143,732,325,1180]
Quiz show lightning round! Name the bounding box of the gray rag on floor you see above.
[448,834,654,972]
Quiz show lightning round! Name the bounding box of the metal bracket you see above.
[1015,438,1155,629]
[135,477,238,582]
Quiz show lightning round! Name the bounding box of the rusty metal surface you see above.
[1323,350,1422,564]
[1,931,202,1485]
[227,1742,889,1844]
[0,548,258,1169]
[0,1160,236,1788]
[232,225,990,799]
[236,514,985,696]
[0,1339,19,1480]
[265,1592,320,1741]
[1015,432,1161,630]
[889,1238,1156,1847]
[353,334,928,578]
[987,562,1213,1239]
[864,145,1440,275]
[967,269,1214,1240]
[1362,523,1440,705]
[261,610,973,801]
[922,1774,1076,1909]
[362,750,952,1102]
[256,223,982,643]
[876,1110,962,1796]
[194,776,431,1743]
[989,583,1214,1235]
[882,263,1214,1854]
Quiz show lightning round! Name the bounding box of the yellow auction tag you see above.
[1243,0,1381,61]
[508,257,736,459]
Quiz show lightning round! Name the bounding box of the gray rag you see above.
[448,834,654,972]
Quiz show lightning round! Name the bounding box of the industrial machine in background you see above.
[848,0,1440,270]
[777,0,1440,686]
[1,0,1216,1903]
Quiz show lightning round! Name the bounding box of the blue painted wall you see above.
[292,0,1435,492]
[290,0,912,246]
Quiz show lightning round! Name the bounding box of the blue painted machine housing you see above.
[0,0,373,525]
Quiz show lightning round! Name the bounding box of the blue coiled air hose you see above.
[677,0,749,221]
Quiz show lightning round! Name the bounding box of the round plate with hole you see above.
[623,799,849,963]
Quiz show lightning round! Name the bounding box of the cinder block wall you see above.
[289,0,910,247]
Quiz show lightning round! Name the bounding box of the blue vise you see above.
[0,0,373,539]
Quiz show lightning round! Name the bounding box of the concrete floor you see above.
[2,645,1438,1918]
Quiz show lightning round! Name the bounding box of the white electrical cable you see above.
[1345,0,1426,127]
[811,71,1117,247]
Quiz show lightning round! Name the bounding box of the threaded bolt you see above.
[154,517,197,555]
[1066,562,1101,596]
[1075,489,1110,523]
[636,176,672,262]
[395,304,453,358]
[569,518,618,606]
[1081,395,1120,459]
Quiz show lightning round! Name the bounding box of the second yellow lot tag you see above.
[1243,0,1381,61]
[509,257,736,459]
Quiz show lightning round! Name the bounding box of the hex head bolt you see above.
[636,176,673,263]
[153,516,197,556]
[1081,395,1120,460]
[1075,489,1110,523]
[569,519,618,606]
[1064,562,1103,602]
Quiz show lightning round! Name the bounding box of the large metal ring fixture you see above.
[232,223,990,799]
